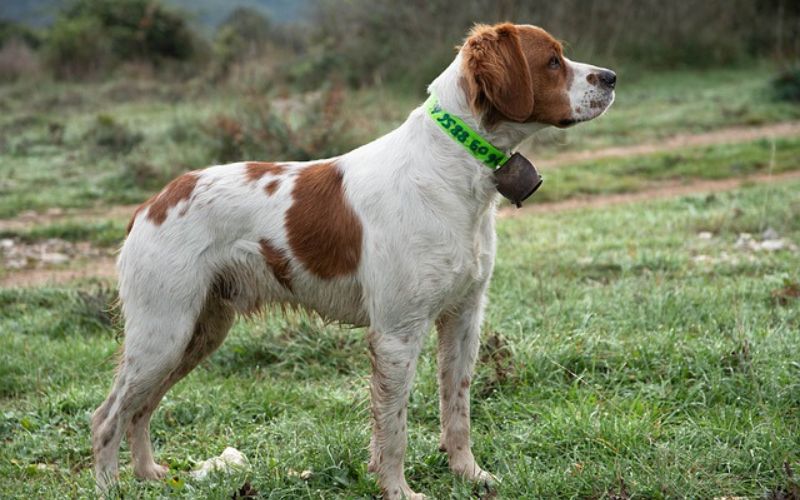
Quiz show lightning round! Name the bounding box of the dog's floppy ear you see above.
[462,23,534,122]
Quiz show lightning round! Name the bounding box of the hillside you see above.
[0,0,309,27]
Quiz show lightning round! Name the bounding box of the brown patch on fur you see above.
[143,172,199,226]
[461,23,574,127]
[245,162,285,182]
[100,421,117,448]
[285,162,362,279]
[265,179,280,195]
[259,238,293,291]
[126,201,152,235]
[587,73,599,86]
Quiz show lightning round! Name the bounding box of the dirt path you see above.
[0,256,117,288]
[0,204,138,233]
[498,170,800,218]
[535,121,800,168]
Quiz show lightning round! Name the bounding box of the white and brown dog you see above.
[92,23,615,498]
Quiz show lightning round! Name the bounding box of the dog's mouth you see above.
[564,90,615,128]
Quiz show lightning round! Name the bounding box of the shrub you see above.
[0,19,40,48]
[43,16,111,79]
[772,68,800,102]
[204,84,355,163]
[43,0,202,79]
[0,38,41,82]
[84,114,143,156]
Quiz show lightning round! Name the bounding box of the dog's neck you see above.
[393,53,546,214]
[427,53,547,151]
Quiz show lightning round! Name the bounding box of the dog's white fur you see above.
[92,24,614,498]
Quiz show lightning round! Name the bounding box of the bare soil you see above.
[0,256,117,288]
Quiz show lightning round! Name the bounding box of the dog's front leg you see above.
[435,290,495,484]
[366,322,428,500]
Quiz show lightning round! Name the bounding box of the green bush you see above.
[0,19,41,48]
[772,68,800,102]
[44,16,111,79]
[43,0,202,79]
[84,114,143,156]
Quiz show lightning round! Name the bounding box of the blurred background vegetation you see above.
[2,0,798,88]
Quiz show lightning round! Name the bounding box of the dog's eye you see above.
[548,56,561,69]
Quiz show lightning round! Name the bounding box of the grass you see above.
[1,179,799,498]
[0,220,125,248]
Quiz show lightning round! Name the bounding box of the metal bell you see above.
[493,152,543,208]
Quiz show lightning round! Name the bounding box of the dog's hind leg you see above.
[91,272,213,492]
[126,293,235,480]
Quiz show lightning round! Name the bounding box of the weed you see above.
[772,68,800,103]
[84,114,143,156]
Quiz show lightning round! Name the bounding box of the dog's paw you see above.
[134,462,169,480]
[451,459,498,485]
[384,486,426,500]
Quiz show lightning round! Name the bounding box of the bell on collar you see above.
[493,152,543,208]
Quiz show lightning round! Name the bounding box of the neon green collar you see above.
[425,94,510,169]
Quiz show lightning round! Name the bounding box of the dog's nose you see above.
[599,70,616,89]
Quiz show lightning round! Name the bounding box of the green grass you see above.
[534,136,800,202]
[1,66,798,219]
[1,180,799,498]
[0,220,125,247]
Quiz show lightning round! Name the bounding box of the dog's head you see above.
[460,23,615,129]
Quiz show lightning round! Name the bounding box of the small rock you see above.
[759,239,787,251]
[697,231,713,240]
[191,447,248,480]
[762,227,779,241]
[6,258,27,269]
[40,252,70,265]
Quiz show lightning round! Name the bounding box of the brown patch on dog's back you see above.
[259,238,293,291]
[285,162,362,279]
[128,172,198,233]
[265,179,280,195]
[245,162,285,182]
[126,200,153,235]
[145,172,199,226]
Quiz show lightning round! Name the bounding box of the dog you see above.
[92,22,615,498]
